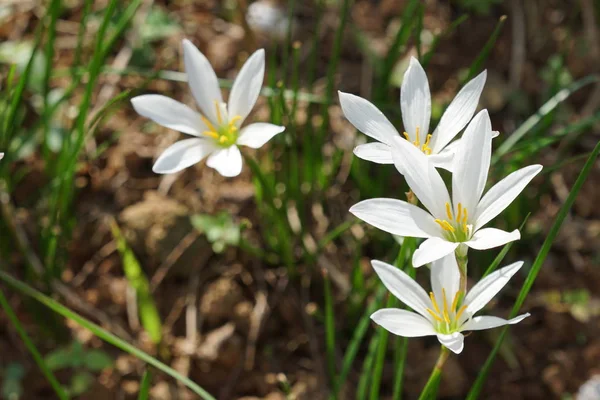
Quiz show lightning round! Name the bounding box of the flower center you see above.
[426,288,467,334]
[201,101,242,147]
[434,202,473,242]
[403,127,432,155]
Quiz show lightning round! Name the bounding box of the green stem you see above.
[455,248,468,294]
[0,289,69,400]
[417,346,450,400]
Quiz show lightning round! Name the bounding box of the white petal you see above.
[338,91,399,145]
[452,110,492,215]
[401,57,431,142]
[437,332,464,354]
[474,165,543,231]
[131,95,204,136]
[206,146,243,177]
[391,137,451,219]
[464,261,524,315]
[350,198,440,238]
[152,138,216,174]
[465,228,520,250]
[228,49,265,124]
[461,313,530,331]
[236,122,284,148]
[492,130,500,138]
[353,143,394,164]
[412,237,459,268]
[431,70,487,153]
[430,254,461,307]
[182,39,223,124]
[371,309,436,337]
[371,260,432,318]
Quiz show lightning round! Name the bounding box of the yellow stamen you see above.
[426,308,443,323]
[414,127,420,147]
[435,219,455,233]
[463,208,468,224]
[451,290,462,312]
[229,115,242,126]
[442,289,451,324]
[457,203,462,223]
[201,115,216,133]
[429,292,441,315]
[445,202,453,221]
[203,130,219,139]
[214,100,222,124]
[455,304,468,320]
[403,132,410,141]
[218,136,228,144]
[422,134,433,155]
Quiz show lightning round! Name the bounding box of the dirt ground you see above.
[1,0,600,399]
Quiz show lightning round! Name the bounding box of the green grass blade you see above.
[333,286,386,398]
[421,15,468,68]
[376,0,419,99]
[464,15,506,83]
[0,270,216,400]
[0,289,69,400]
[137,369,151,400]
[467,140,600,399]
[493,75,599,162]
[111,221,162,344]
[323,271,337,390]
[357,333,379,400]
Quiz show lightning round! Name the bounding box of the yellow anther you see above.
[463,208,468,224]
[457,203,462,223]
[455,304,468,320]
[429,292,441,315]
[435,219,455,233]
[421,134,433,155]
[451,290,462,313]
[403,132,410,141]
[414,127,420,146]
[201,116,216,133]
[445,202,453,221]
[426,308,443,323]
[214,100,223,124]
[203,130,219,140]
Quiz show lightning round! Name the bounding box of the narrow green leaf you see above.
[493,75,599,162]
[111,221,162,344]
[0,270,216,400]
[464,15,506,83]
[0,289,69,399]
[324,271,337,390]
[137,369,152,400]
[467,141,600,399]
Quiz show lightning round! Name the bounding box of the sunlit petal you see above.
[371,260,432,319]
[464,228,520,250]
[464,261,524,315]
[350,198,440,238]
[206,145,243,177]
[152,138,216,174]
[371,308,436,337]
[339,91,399,145]
[228,49,265,124]
[353,143,394,164]
[461,313,530,331]
[401,57,431,142]
[431,70,487,153]
[237,123,285,148]
[412,237,459,268]
[182,39,223,124]
[437,332,464,354]
[131,95,204,136]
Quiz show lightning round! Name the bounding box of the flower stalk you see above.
[417,346,450,400]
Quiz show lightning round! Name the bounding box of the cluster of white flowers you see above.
[340,57,542,354]
[131,40,542,355]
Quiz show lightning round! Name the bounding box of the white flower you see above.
[131,40,284,177]
[370,255,530,354]
[350,109,542,267]
[339,57,493,171]
[0,153,3,160]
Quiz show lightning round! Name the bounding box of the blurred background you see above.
[0,0,599,399]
